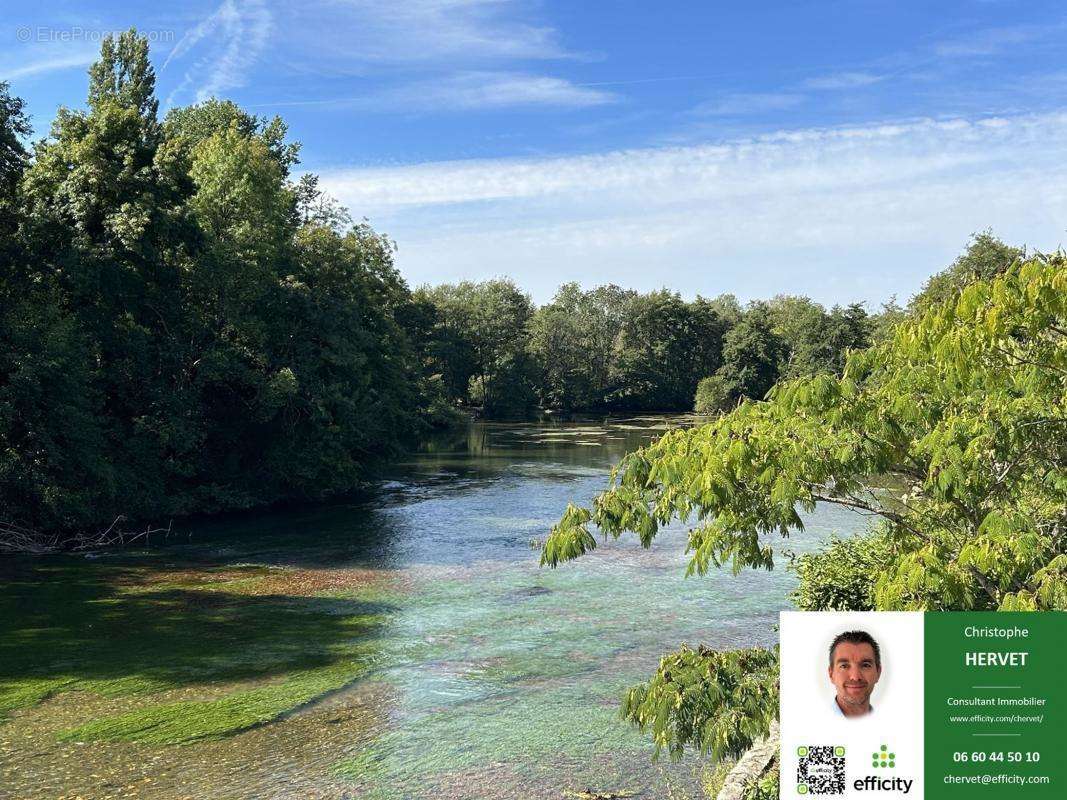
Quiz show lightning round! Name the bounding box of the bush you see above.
[694,374,735,414]
[790,528,896,611]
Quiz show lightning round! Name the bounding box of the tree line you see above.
[415,230,1020,418]
[0,30,1027,548]
[418,282,886,418]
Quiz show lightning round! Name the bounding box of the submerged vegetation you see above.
[0,558,393,744]
[1,430,801,799]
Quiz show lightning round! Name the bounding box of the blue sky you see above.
[4,1,1067,306]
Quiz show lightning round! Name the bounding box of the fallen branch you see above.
[0,516,174,554]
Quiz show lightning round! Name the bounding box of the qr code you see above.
[797,745,845,795]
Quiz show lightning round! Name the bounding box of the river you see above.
[0,415,869,800]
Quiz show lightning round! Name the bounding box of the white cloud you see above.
[690,92,805,116]
[163,0,272,104]
[932,24,1048,58]
[295,0,571,67]
[0,42,97,82]
[266,71,616,112]
[802,71,884,90]
[162,0,584,111]
[317,111,1067,305]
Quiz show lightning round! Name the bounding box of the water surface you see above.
[0,416,869,799]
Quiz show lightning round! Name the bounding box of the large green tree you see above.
[611,290,729,411]
[0,80,114,541]
[542,253,1066,767]
[527,282,635,410]
[419,279,537,418]
[0,31,432,545]
[711,302,787,405]
[164,98,299,176]
[767,296,870,380]
[0,82,30,233]
[911,231,1023,313]
[14,29,194,530]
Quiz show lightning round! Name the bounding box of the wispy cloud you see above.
[0,42,97,82]
[317,111,1067,305]
[163,0,586,112]
[263,71,616,112]
[802,71,884,90]
[163,0,272,104]
[690,92,805,116]
[932,24,1049,57]
[298,0,573,67]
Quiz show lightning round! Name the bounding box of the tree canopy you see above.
[542,252,1066,763]
[0,31,435,547]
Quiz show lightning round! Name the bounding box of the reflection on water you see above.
[0,415,870,799]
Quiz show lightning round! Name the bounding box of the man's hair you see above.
[829,630,881,669]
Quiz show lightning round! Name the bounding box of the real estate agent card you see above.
[780,611,1065,799]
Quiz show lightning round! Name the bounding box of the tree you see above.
[256,224,423,497]
[542,253,1066,764]
[694,374,734,415]
[714,303,787,403]
[293,173,352,232]
[868,296,906,343]
[611,290,728,411]
[766,295,829,380]
[0,82,113,538]
[411,286,477,404]
[705,293,743,328]
[911,231,1023,313]
[87,30,158,120]
[164,98,299,176]
[528,282,634,410]
[0,82,30,232]
[14,29,195,529]
[0,32,434,546]
[822,303,869,372]
[421,280,536,418]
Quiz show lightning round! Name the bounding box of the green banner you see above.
[924,612,1065,798]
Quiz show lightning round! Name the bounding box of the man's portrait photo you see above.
[828,630,882,718]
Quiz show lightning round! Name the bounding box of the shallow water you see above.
[0,416,869,800]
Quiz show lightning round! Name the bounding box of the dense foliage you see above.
[0,31,1035,559]
[0,33,439,547]
[789,527,896,611]
[622,645,779,763]
[542,253,1066,770]
[415,279,538,418]
[421,280,887,416]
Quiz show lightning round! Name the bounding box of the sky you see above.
[3,0,1067,307]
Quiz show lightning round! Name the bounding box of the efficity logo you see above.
[872,744,896,769]
[855,742,914,794]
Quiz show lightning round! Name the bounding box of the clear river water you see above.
[0,416,869,800]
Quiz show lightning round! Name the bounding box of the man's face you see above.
[829,641,881,708]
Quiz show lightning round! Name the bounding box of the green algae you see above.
[0,417,870,799]
[0,558,395,745]
[57,658,376,744]
[0,676,76,716]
